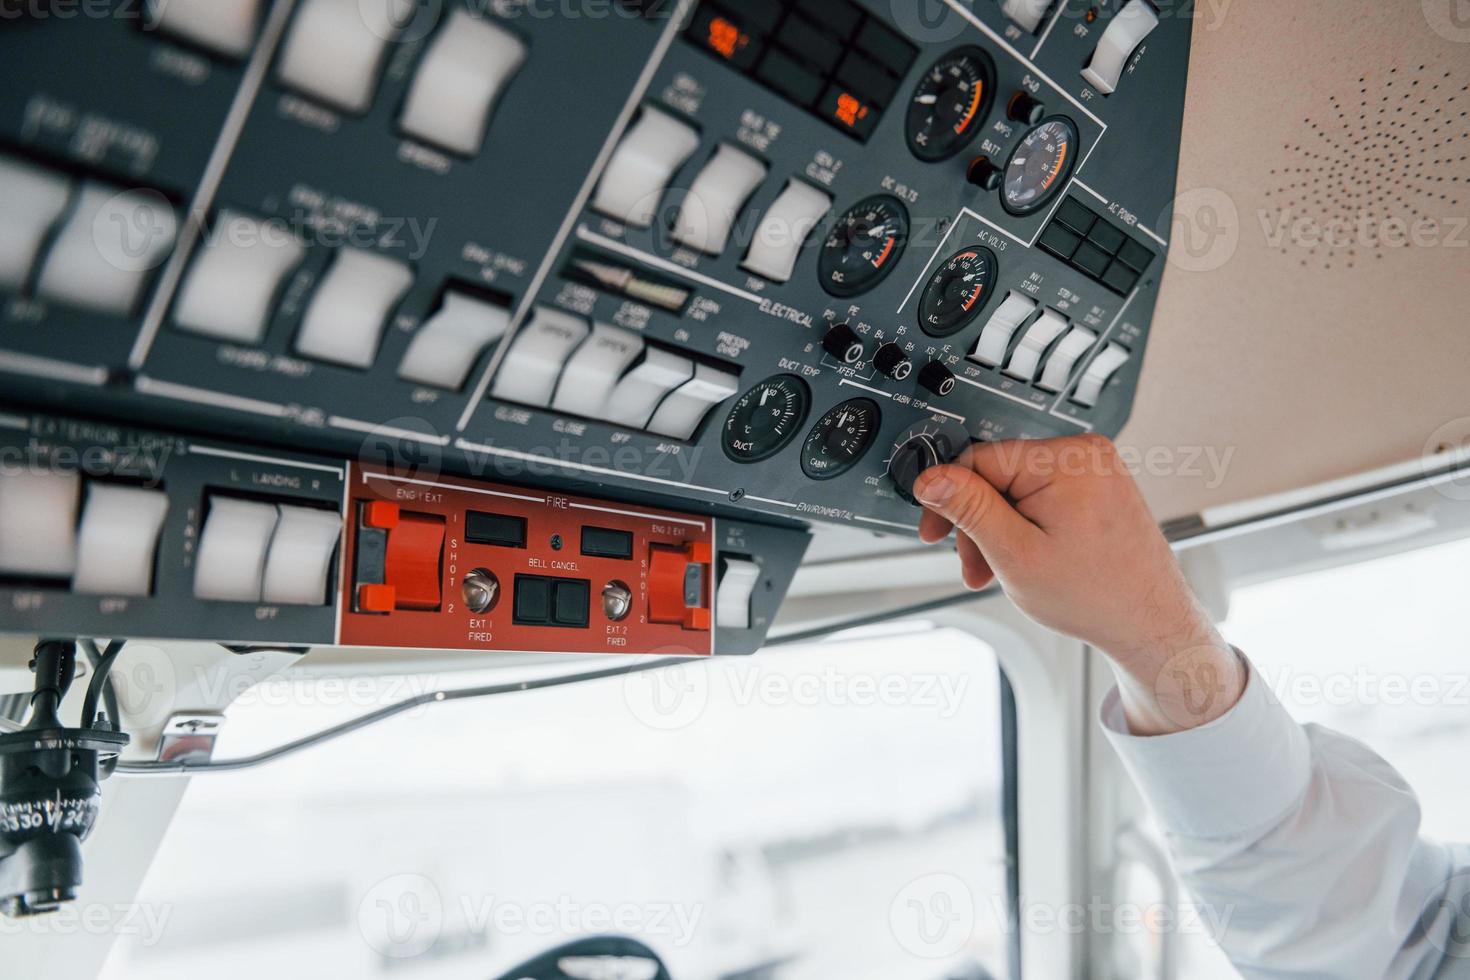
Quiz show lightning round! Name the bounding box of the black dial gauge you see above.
[905,46,997,163]
[818,195,910,298]
[722,375,811,463]
[1002,116,1080,216]
[801,398,881,480]
[918,247,999,337]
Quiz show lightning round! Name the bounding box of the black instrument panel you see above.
[0,0,1191,541]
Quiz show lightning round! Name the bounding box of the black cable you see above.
[80,640,125,731]
[114,588,994,777]
[79,639,122,732]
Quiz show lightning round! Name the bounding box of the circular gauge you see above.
[905,46,997,162]
[818,195,910,298]
[1002,116,1080,216]
[801,398,882,480]
[722,375,811,463]
[918,247,999,337]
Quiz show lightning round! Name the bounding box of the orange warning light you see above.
[834,92,869,128]
[708,17,747,60]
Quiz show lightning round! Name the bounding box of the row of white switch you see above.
[0,156,178,315]
[1002,0,1159,96]
[968,292,1130,406]
[150,0,526,157]
[491,308,740,441]
[590,107,833,283]
[194,497,342,605]
[172,212,510,389]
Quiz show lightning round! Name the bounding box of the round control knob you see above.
[1007,91,1046,125]
[874,343,913,381]
[966,155,1003,191]
[918,360,957,397]
[887,433,944,505]
[462,569,500,614]
[822,322,865,365]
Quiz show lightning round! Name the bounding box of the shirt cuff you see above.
[1100,658,1312,841]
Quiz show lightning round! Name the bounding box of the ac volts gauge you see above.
[722,375,811,463]
[818,195,910,298]
[905,46,997,163]
[801,398,881,480]
[918,247,999,337]
[1002,116,1079,216]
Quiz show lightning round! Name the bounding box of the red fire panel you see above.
[338,465,716,656]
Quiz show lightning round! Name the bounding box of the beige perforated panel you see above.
[1118,0,1470,522]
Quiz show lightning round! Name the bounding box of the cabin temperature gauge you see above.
[801,398,881,480]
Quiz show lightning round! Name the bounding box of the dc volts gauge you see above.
[818,195,910,298]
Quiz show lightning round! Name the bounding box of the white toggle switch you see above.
[1037,326,1098,393]
[490,307,591,408]
[174,211,306,344]
[646,364,740,440]
[73,485,170,597]
[672,144,768,255]
[1072,343,1131,407]
[603,348,693,429]
[741,178,832,283]
[398,291,510,390]
[591,107,700,228]
[399,9,527,156]
[1082,0,1160,95]
[716,558,761,630]
[0,157,72,290]
[276,0,415,112]
[969,292,1037,367]
[1004,310,1070,381]
[37,184,177,316]
[261,505,341,606]
[552,323,644,418]
[294,248,414,369]
[1002,0,1054,32]
[194,497,279,602]
[147,0,263,58]
[0,470,79,579]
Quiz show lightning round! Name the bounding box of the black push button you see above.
[1086,220,1126,254]
[466,511,527,548]
[553,580,591,628]
[1054,197,1097,235]
[1101,258,1141,295]
[853,19,916,77]
[793,0,863,39]
[581,526,634,560]
[1038,222,1083,261]
[777,15,844,73]
[713,0,783,34]
[1117,238,1156,272]
[757,48,826,105]
[1071,241,1113,278]
[514,575,552,625]
[834,48,901,106]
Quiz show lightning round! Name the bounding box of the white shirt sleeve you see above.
[1101,659,1470,980]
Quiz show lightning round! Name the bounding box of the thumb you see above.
[914,464,1038,561]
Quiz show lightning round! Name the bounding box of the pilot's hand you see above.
[913,435,1244,735]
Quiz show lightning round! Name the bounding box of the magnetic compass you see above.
[905,46,997,163]
[818,195,910,298]
[918,247,999,337]
[1002,116,1080,216]
[722,375,811,463]
[801,399,881,480]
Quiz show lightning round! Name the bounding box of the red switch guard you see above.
[338,465,716,656]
